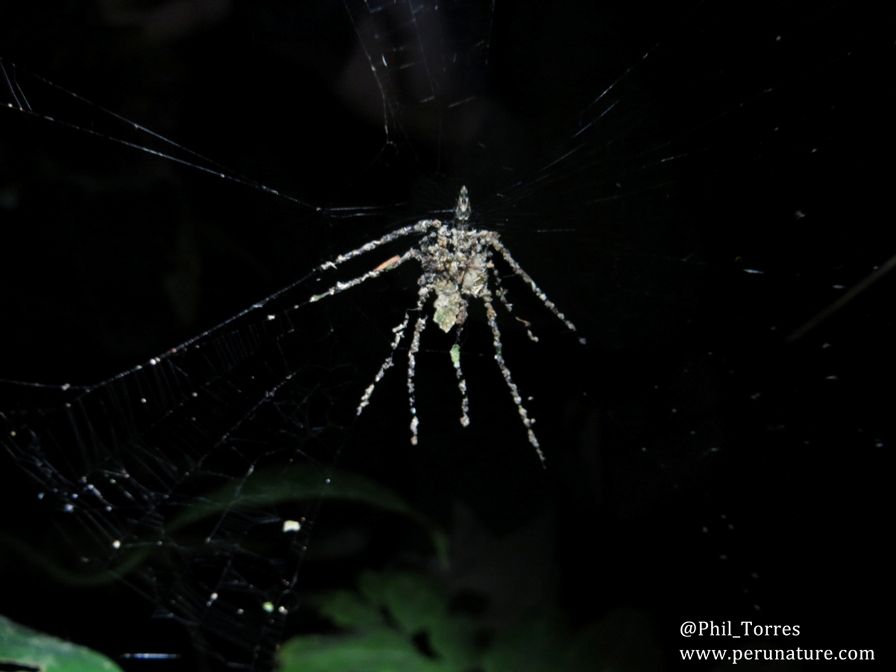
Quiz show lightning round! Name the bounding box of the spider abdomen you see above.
[422,225,491,333]
[432,279,466,332]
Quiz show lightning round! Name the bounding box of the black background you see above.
[0,1,892,670]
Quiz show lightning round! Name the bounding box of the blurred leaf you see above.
[173,465,449,563]
[283,568,658,672]
[279,630,444,672]
[0,614,123,671]
[0,533,130,587]
[282,570,481,672]
[426,614,480,669]
[316,590,384,630]
[357,571,444,633]
[356,571,480,668]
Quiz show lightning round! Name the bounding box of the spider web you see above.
[0,3,509,669]
[1,1,894,670]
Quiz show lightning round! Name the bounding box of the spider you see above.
[310,187,585,464]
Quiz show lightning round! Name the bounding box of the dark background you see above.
[0,1,892,670]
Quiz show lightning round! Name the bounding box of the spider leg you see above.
[406,288,432,445]
[489,239,586,345]
[356,311,412,417]
[450,329,471,427]
[482,291,546,466]
[309,248,417,303]
[489,264,539,343]
[317,219,440,272]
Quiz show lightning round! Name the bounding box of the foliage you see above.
[279,569,658,672]
[0,615,123,672]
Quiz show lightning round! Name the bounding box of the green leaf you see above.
[0,615,123,672]
[0,533,128,588]
[279,630,445,672]
[357,571,444,634]
[426,615,480,669]
[290,571,481,672]
[315,590,385,630]
[354,572,479,668]
[172,465,449,564]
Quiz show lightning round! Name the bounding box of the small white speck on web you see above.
[112,539,121,549]
[282,519,302,533]
[262,601,274,614]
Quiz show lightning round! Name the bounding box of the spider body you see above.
[425,226,490,333]
[310,187,583,464]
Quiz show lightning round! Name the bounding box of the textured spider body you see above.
[424,227,490,333]
[310,187,584,464]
